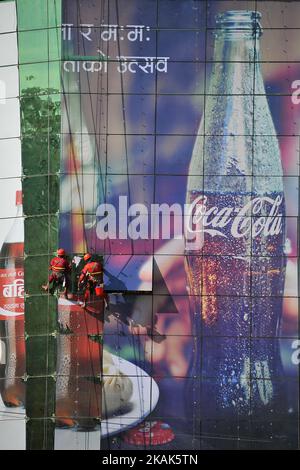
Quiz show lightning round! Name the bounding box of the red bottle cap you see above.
[122,420,175,446]
[16,190,22,206]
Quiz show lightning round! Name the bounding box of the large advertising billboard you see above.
[0,0,299,451]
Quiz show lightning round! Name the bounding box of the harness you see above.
[87,272,102,282]
[86,263,102,282]
[51,258,67,273]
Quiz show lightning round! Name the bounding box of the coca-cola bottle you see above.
[0,190,25,407]
[185,11,287,445]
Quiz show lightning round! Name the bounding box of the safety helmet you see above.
[84,253,92,261]
[57,248,65,256]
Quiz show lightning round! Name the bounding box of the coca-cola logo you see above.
[2,278,24,299]
[0,269,24,318]
[187,195,283,239]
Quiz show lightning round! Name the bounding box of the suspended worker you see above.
[42,248,71,298]
[78,253,108,309]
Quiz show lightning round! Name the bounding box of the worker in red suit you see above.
[42,248,71,298]
[78,253,108,308]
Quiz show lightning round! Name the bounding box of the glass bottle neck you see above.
[213,34,260,62]
[209,36,264,95]
[5,204,24,244]
[211,10,263,94]
[15,204,23,219]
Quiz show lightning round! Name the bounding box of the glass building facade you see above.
[0,0,299,450]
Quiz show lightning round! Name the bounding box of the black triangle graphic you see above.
[103,258,178,314]
[153,258,178,314]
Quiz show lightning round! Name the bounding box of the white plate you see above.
[101,355,159,438]
[0,355,159,449]
[54,354,159,449]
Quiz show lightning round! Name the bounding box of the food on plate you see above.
[102,349,133,417]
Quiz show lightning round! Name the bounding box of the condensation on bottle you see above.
[184,11,288,443]
[0,190,25,408]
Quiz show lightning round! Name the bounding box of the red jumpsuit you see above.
[48,256,70,286]
[79,261,108,303]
